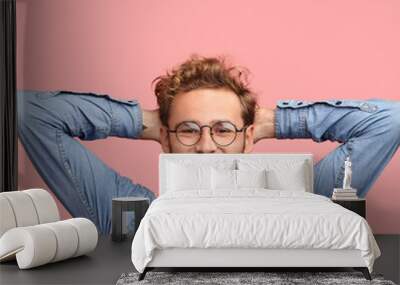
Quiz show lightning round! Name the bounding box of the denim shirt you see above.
[17,91,400,234]
[275,99,400,200]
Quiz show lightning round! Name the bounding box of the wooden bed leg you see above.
[138,268,148,281]
[354,267,372,280]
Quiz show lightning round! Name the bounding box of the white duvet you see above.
[131,189,380,273]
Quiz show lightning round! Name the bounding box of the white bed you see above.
[131,153,380,280]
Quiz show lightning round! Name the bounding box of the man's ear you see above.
[160,126,171,153]
[243,124,255,153]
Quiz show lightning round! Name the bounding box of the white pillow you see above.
[236,169,268,189]
[211,168,237,190]
[266,168,306,191]
[211,168,268,190]
[237,159,308,191]
[167,162,212,191]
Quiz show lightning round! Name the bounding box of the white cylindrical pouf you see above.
[65,218,98,257]
[0,226,57,269]
[42,221,79,262]
[0,196,17,237]
[24,189,60,223]
[0,218,98,269]
[0,192,39,227]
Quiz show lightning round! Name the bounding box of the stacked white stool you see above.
[0,189,98,269]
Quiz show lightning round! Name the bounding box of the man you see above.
[18,55,400,234]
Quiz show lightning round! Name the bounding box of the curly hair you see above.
[153,55,258,127]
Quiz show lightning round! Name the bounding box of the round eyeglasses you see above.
[167,121,247,147]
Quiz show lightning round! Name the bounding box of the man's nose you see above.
[195,127,218,153]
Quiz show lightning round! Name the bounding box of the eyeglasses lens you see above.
[176,122,237,146]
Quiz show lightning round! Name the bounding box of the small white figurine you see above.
[342,156,353,189]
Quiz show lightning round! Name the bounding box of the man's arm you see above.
[17,90,156,234]
[269,99,400,198]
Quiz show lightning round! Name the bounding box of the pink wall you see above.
[16,0,399,233]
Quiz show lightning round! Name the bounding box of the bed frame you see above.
[138,153,372,281]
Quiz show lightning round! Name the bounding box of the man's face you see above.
[160,88,254,153]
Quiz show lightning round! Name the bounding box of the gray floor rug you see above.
[116,271,396,285]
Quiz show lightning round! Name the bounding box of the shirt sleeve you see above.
[34,90,144,140]
[17,90,155,234]
[274,99,400,198]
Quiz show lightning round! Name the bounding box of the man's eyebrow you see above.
[175,119,234,127]
[199,119,234,124]
[210,119,233,124]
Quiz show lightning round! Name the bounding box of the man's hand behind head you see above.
[253,106,276,143]
[139,109,162,143]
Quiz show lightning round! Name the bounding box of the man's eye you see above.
[179,129,199,134]
[214,125,235,133]
[221,128,234,133]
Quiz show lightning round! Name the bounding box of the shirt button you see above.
[335,101,342,105]
[360,103,370,111]
[297,102,303,106]
[282,102,289,105]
